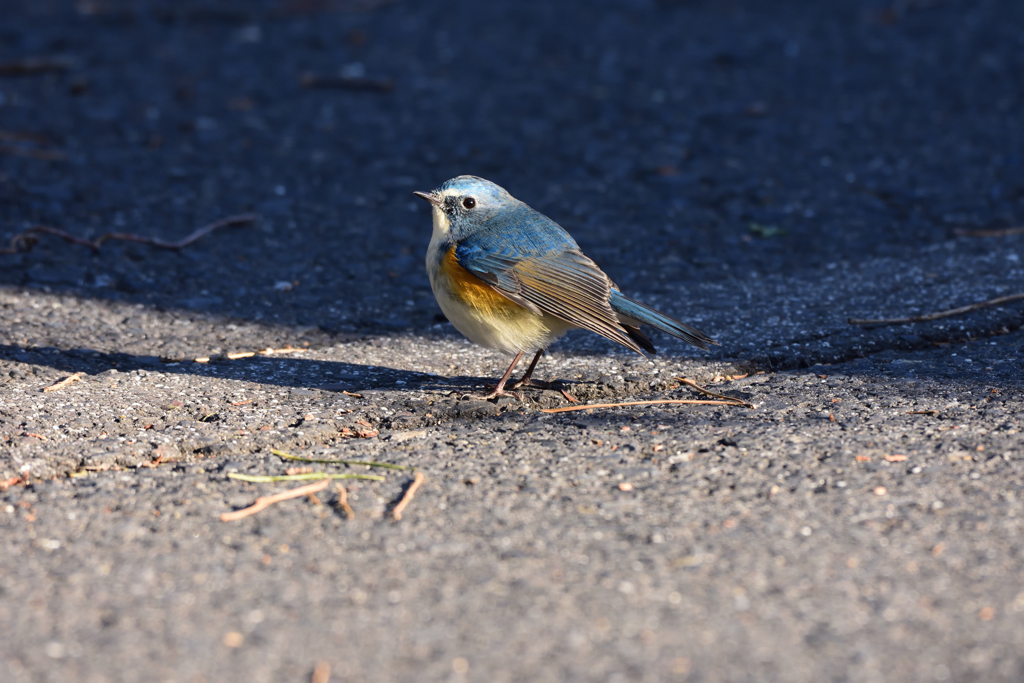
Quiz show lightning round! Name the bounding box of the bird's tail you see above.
[609,289,716,351]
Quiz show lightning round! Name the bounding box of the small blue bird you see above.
[414,176,716,399]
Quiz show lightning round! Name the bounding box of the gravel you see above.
[1,0,1023,681]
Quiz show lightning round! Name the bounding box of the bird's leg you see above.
[511,349,547,389]
[511,349,578,402]
[465,351,526,401]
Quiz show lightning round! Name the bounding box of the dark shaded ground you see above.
[1,0,1023,681]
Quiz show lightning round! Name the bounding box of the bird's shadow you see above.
[0,343,486,395]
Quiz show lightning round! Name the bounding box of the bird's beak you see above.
[413,190,442,207]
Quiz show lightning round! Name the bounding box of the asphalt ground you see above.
[1,0,1023,681]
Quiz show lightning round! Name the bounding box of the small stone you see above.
[222,632,244,648]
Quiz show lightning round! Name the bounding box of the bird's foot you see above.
[461,386,525,402]
[510,377,551,390]
[512,377,577,402]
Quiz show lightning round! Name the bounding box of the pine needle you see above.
[541,398,748,414]
[228,472,384,483]
[271,448,414,471]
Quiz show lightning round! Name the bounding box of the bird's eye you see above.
[462,197,476,209]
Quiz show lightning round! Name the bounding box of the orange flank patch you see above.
[443,247,522,315]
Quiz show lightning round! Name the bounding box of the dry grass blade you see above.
[392,471,425,521]
[849,293,1024,326]
[541,399,750,414]
[272,448,414,471]
[674,377,754,408]
[220,478,330,522]
[42,372,83,393]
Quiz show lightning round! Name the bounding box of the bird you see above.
[414,176,716,399]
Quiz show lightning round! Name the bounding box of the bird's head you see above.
[414,175,515,238]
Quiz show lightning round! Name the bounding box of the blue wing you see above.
[454,205,577,284]
[453,207,643,353]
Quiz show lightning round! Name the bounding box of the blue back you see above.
[440,176,581,277]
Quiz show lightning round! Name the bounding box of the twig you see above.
[0,213,259,255]
[220,478,331,522]
[392,471,425,521]
[907,409,939,415]
[674,377,755,408]
[42,372,83,393]
[341,390,363,398]
[282,0,399,16]
[541,399,751,414]
[0,144,66,161]
[2,225,92,253]
[954,226,1024,237]
[272,448,414,471]
[713,373,748,381]
[300,73,393,92]
[1,475,24,490]
[195,347,304,363]
[0,130,52,143]
[0,56,72,76]
[98,213,260,249]
[335,484,355,519]
[848,293,1024,326]
[311,661,332,683]
[259,346,304,356]
[228,472,385,483]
